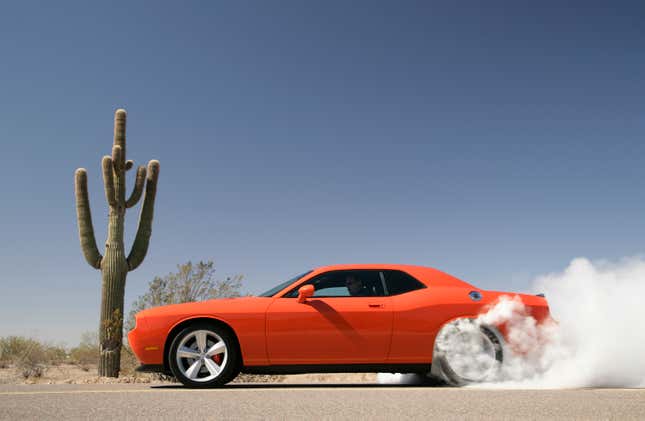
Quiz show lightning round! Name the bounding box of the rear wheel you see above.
[168,323,240,388]
[432,320,503,386]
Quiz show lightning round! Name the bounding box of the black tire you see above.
[433,322,503,386]
[168,322,240,388]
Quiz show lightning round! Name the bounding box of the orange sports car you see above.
[128,264,550,387]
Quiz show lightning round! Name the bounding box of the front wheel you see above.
[168,323,240,388]
[431,319,503,386]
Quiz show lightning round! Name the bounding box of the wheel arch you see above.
[163,317,243,373]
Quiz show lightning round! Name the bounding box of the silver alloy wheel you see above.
[442,326,499,382]
[175,329,228,383]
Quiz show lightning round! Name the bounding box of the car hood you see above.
[136,296,272,319]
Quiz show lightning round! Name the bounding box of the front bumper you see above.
[127,315,165,365]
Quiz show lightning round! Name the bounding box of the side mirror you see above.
[297,285,315,303]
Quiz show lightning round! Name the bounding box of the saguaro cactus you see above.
[74,109,160,377]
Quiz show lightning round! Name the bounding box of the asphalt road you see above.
[1,383,644,420]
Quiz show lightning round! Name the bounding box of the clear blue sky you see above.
[1,1,644,345]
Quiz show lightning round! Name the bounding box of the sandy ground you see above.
[0,364,377,385]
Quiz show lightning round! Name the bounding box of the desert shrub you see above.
[119,345,140,375]
[0,336,67,378]
[20,364,44,379]
[1,336,41,364]
[0,337,67,365]
[68,332,99,370]
[43,344,67,365]
[0,338,10,367]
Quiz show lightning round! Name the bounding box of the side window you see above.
[284,270,385,297]
[383,270,426,296]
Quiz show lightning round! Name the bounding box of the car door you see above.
[265,270,393,364]
[383,269,439,363]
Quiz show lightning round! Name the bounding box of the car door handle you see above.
[368,303,384,308]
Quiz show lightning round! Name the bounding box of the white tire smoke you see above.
[504,256,645,388]
[379,257,645,388]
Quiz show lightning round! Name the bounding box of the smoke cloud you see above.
[379,257,645,388]
[483,256,645,388]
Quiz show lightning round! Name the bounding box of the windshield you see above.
[258,271,312,297]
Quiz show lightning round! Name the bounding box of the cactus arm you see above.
[125,165,146,208]
[127,160,160,271]
[101,156,117,208]
[112,145,123,172]
[111,145,126,204]
[74,168,103,269]
[113,109,126,159]
[113,110,127,204]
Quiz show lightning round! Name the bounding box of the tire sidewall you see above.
[168,322,240,388]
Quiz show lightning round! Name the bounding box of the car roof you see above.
[314,263,432,272]
[309,264,476,288]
